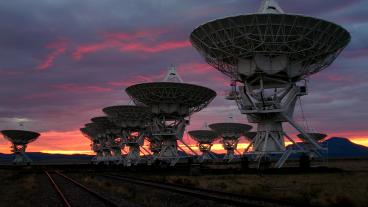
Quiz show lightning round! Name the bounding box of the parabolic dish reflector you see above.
[1,130,40,145]
[85,123,104,136]
[190,14,351,80]
[80,127,95,141]
[103,105,151,120]
[91,117,118,130]
[188,130,218,143]
[297,133,327,142]
[126,82,216,115]
[103,105,151,129]
[209,123,252,138]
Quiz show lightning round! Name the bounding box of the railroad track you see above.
[45,170,121,207]
[101,174,311,207]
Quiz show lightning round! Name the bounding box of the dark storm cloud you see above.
[0,0,366,141]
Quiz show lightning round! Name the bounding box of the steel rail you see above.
[44,170,72,207]
[101,174,309,207]
[55,171,120,207]
[46,170,120,207]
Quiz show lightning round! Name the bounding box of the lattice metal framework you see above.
[84,123,107,164]
[126,82,216,166]
[126,82,216,117]
[190,14,350,82]
[103,105,151,129]
[90,117,122,164]
[103,105,151,166]
[1,130,40,164]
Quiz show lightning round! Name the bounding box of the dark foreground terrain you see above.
[0,159,367,207]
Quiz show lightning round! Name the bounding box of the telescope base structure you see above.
[157,137,180,166]
[91,151,104,164]
[222,139,239,162]
[12,144,32,165]
[238,84,324,168]
[253,121,286,153]
[147,140,161,165]
[125,144,141,166]
[110,147,124,165]
[102,148,113,165]
[151,117,187,166]
[198,143,214,162]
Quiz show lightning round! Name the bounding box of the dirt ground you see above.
[143,159,368,207]
[0,159,366,207]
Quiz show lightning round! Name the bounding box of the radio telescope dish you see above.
[126,81,216,166]
[209,123,252,161]
[188,130,218,143]
[90,117,122,164]
[190,13,350,81]
[190,0,350,168]
[1,130,39,145]
[103,105,151,129]
[1,130,40,164]
[209,123,252,139]
[189,130,218,162]
[126,82,216,116]
[80,127,104,164]
[103,105,151,166]
[297,133,327,143]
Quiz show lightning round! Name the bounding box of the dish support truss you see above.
[234,81,325,168]
[121,129,146,166]
[91,141,104,164]
[150,115,188,166]
[197,142,216,162]
[96,133,125,165]
[146,136,162,165]
[109,137,125,165]
[222,138,240,162]
[11,143,32,164]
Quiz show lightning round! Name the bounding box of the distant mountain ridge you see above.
[286,137,368,158]
[323,137,368,158]
[0,152,93,162]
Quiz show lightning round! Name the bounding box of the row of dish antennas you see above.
[80,66,329,167]
[80,66,216,167]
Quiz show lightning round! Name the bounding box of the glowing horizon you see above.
[0,130,367,155]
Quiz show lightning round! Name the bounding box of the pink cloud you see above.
[37,38,69,70]
[108,72,165,87]
[54,83,113,93]
[72,29,190,60]
[177,63,212,75]
[343,48,368,59]
[102,29,166,40]
[119,40,190,53]
[313,73,356,83]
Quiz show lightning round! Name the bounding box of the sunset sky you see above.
[0,0,367,155]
